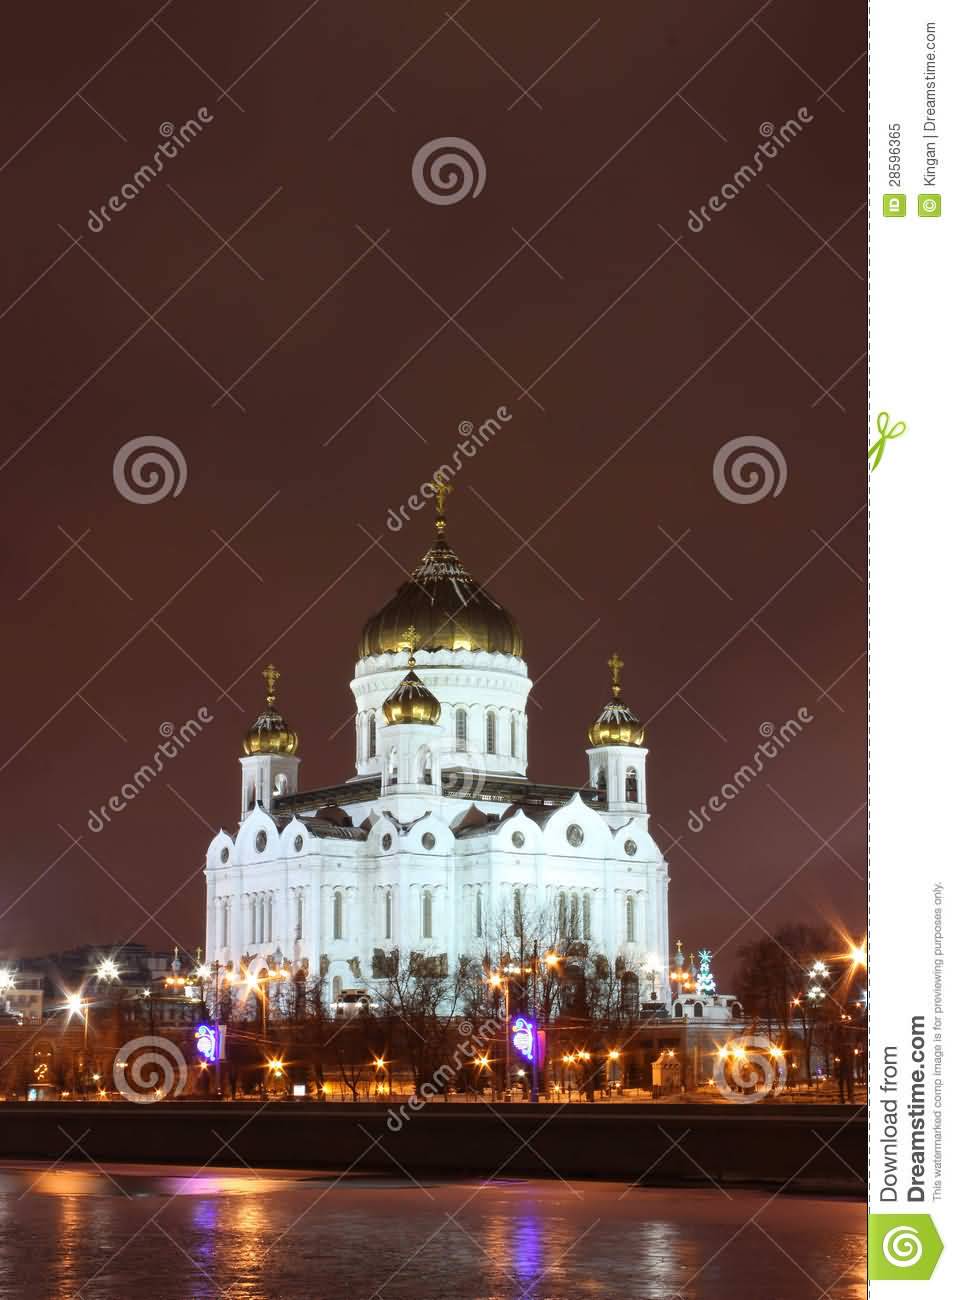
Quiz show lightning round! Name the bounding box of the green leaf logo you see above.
[869,1214,943,1281]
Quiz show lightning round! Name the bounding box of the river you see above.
[0,1163,865,1299]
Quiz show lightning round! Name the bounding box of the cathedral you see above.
[203,492,670,1010]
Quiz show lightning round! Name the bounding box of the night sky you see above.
[0,1,865,988]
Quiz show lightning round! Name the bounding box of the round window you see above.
[511,831,525,848]
[219,847,229,864]
[624,839,637,857]
[294,834,304,852]
[422,832,436,850]
[382,833,393,851]
[566,824,584,847]
[255,830,267,853]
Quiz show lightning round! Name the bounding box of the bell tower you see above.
[586,653,648,814]
[240,664,301,817]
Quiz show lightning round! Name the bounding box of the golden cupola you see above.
[382,628,441,725]
[243,664,299,755]
[358,481,523,659]
[588,653,645,747]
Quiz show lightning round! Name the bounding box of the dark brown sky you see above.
[0,1,865,989]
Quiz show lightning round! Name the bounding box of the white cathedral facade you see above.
[203,501,670,1010]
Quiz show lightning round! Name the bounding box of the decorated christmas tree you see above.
[695,948,716,996]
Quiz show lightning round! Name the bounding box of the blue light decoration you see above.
[195,1023,220,1064]
[511,1016,536,1063]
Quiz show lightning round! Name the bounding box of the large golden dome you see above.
[243,664,299,756]
[588,653,645,747]
[359,522,522,659]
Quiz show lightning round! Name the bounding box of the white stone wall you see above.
[204,792,669,1009]
[350,648,531,780]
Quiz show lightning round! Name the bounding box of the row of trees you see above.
[735,923,867,1094]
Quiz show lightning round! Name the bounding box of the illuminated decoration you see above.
[511,1017,536,1063]
[195,1023,224,1064]
[695,949,716,997]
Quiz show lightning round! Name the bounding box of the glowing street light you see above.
[848,943,866,969]
[66,992,90,1051]
[0,968,15,993]
[196,964,212,982]
[96,958,119,982]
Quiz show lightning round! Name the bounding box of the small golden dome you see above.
[243,664,299,755]
[382,628,441,726]
[359,486,522,659]
[588,653,645,747]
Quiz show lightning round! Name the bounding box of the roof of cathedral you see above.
[587,653,645,747]
[244,664,299,756]
[358,495,522,658]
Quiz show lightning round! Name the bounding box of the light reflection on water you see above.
[0,1164,865,1300]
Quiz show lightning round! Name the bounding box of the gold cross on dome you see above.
[608,652,624,697]
[403,624,417,666]
[431,478,453,531]
[263,663,280,705]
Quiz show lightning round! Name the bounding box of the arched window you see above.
[570,893,580,939]
[596,767,607,794]
[368,712,377,759]
[332,975,343,1004]
[384,888,393,940]
[510,714,518,757]
[626,895,636,943]
[513,887,522,935]
[583,893,591,941]
[422,889,433,940]
[475,889,483,939]
[333,890,343,940]
[387,749,397,786]
[295,892,303,941]
[455,708,468,752]
[625,767,638,803]
[693,1002,704,1018]
[558,892,568,938]
[486,710,496,754]
[674,1002,684,1017]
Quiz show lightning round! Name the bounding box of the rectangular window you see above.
[486,711,496,754]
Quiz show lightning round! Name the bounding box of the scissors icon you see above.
[869,412,906,470]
